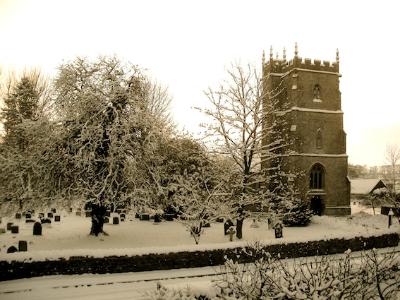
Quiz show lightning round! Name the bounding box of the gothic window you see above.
[316,128,322,149]
[309,163,324,189]
[313,84,321,100]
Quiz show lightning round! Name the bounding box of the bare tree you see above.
[197,63,288,239]
[385,144,400,195]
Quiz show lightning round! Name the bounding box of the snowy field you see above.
[0,203,398,262]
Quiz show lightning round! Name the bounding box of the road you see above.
[1,246,399,300]
[0,266,219,300]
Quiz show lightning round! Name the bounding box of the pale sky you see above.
[1,0,399,166]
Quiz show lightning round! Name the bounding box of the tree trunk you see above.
[90,204,107,236]
[236,218,243,239]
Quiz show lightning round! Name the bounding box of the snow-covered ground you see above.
[0,204,398,262]
[0,203,399,299]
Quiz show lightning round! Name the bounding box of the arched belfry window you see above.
[316,128,322,149]
[310,163,324,189]
[313,84,321,101]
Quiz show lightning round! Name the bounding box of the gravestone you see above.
[69,207,73,212]
[7,246,18,253]
[163,213,175,221]
[0,228,6,234]
[54,215,61,222]
[112,217,119,225]
[154,214,161,223]
[135,212,140,219]
[25,213,31,219]
[140,213,150,221]
[26,219,35,223]
[227,226,236,241]
[120,213,126,219]
[39,213,45,218]
[11,225,19,234]
[7,222,13,231]
[202,221,211,228]
[224,219,234,235]
[41,218,51,224]
[33,222,42,235]
[51,208,56,213]
[18,240,28,251]
[76,211,81,216]
[15,212,22,219]
[47,212,53,218]
[274,222,283,239]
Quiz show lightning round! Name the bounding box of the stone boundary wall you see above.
[0,233,398,281]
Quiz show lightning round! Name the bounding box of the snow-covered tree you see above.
[197,63,292,239]
[46,56,172,235]
[0,70,52,211]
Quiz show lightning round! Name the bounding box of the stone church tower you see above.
[262,44,350,216]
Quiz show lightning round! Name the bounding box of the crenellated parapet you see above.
[263,44,339,75]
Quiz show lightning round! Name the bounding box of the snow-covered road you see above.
[0,266,219,300]
[1,246,399,300]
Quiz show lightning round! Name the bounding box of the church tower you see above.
[262,44,350,216]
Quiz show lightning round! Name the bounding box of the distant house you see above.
[350,179,387,198]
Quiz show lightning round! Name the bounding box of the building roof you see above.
[350,179,387,195]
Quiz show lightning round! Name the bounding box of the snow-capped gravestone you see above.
[15,212,22,219]
[54,215,61,222]
[224,219,234,235]
[7,246,18,253]
[25,213,31,219]
[18,240,27,252]
[47,212,53,218]
[33,222,42,235]
[41,218,51,224]
[274,222,283,239]
[7,222,13,231]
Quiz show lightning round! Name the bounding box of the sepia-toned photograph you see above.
[0,0,399,299]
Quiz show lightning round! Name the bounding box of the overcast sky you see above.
[1,0,399,166]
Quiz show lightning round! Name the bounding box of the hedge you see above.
[0,233,398,281]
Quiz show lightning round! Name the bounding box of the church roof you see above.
[350,179,387,195]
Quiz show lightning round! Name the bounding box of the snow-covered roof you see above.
[350,179,386,195]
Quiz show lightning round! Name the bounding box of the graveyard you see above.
[0,205,398,263]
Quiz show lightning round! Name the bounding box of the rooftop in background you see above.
[350,178,387,195]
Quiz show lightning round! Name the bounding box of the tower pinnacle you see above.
[294,42,298,57]
[283,47,287,61]
[270,46,273,61]
[336,48,340,64]
[262,50,265,65]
